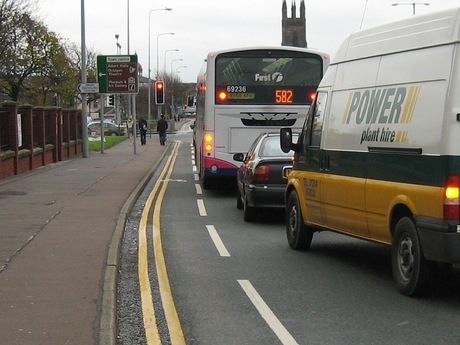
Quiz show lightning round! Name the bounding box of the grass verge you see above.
[88,135,127,151]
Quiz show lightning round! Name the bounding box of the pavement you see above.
[0,131,172,345]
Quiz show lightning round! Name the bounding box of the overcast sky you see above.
[36,0,460,83]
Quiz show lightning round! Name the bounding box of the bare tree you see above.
[63,42,99,108]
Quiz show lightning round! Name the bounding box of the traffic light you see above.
[108,95,114,106]
[155,81,165,104]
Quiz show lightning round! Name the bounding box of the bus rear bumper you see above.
[204,168,237,177]
[203,157,238,177]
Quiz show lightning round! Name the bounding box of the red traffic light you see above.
[155,81,165,104]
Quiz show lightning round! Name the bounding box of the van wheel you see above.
[243,194,256,222]
[391,217,428,296]
[286,191,313,250]
[236,188,243,210]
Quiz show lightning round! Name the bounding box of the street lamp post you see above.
[127,0,136,152]
[115,34,121,55]
[176,65,187,74]
[81,0,89,158]
[164,49,179,76]
[156,32,175,79]
[147,8,172,134]
[169,58,182,119]
[170,59,183,78]
[114,34,121,125]
[173,66,186,118]
[392,2,430,15]
[164,50,179,118]
[156,32,174,118]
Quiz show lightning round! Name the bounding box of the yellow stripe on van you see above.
[342,92,354,124]
[395,131,408,143]
[406,86,421,123]
[401,86,421,124]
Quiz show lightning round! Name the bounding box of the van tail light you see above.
[443,175,460,221]
[252,165,270,183]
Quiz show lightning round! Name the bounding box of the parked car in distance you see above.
[89,117,115,124]
[88,121,126,137]
[233,132,297,222]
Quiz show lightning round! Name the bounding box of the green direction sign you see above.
[97,55,138,94]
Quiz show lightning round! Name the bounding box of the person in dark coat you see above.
[138,117,148,145]
[156,115,168,145]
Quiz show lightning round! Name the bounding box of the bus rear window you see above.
[215,51,323,105]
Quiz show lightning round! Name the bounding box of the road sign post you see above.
[77,83,99,94]
[97,55,138,94]
[97,55,139,154]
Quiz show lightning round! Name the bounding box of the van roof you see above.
[333,6,460,64]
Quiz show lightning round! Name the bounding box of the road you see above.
[117,128,460,345]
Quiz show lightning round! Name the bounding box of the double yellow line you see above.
[138,141,186,345]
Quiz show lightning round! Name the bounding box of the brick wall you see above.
[0,102,83,179]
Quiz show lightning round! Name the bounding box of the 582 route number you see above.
[275,89,293,104]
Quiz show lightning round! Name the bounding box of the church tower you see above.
[281,0,307,48]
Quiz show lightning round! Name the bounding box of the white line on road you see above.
[197,199,207,216]
[238,280,300,345]
[195,183,202,195]
[194,174,199,181]
[206,225,231,257]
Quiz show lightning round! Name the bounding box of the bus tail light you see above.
[443,175,460,221]
[217,90,228,102]
[252,165,270,183]
[204,133,214,155]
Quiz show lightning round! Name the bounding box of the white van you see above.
[280,7,460,296]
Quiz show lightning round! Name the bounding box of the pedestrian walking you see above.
[157,114,168,145]
[126,116,134,144]
[139,117,148,145]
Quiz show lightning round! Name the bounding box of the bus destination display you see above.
[216,85,314,105]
